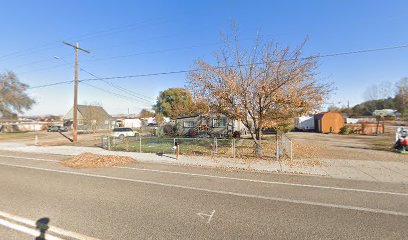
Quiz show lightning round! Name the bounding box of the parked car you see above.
[147,123,158,128]
[111,127,138,139]
[47,126,67,132]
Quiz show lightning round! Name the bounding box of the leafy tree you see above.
[187,29,330,156]
[155,112,164,124]
[138,108,155,118]
[153,88,198,119]
[0,71,35,118]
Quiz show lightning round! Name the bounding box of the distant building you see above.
[346,118,359,124]
[373,109,401,117]
[314,112,345,133]
[63,105,112,130]
[122,118,142,128]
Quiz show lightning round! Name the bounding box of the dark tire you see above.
[119,134,125,140]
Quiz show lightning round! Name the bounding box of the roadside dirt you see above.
[288,131,408,162]
[61,152,136,168]
[0,131,105,147]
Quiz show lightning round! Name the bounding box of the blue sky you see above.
[1,0,408,115]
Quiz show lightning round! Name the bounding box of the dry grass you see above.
[61,152,136,168]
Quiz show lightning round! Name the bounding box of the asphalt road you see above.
[0,150,407,239]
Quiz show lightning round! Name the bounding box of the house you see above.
[314,112,345,133]
[175,114,247,137]
[63,105,112,130]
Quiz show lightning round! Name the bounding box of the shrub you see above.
[274,122,294,133]
[339,125,350,135]
[233,131,241,138]
[162,124,174,135]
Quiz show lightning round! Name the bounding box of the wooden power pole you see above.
[63,41,90,143]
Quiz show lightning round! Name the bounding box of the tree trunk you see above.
[255,129,263,157]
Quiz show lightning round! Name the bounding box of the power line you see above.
[78,66,155,102]
[318,43,408,58]
[79,42,408,82]
[83,42,223,63]
[0,15,175,63]
[28,80,74,89]
[81,81,152,106]
[54,56,154,102]
[28,42,408,89]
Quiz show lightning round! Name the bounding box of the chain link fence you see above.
[101,134,293,160]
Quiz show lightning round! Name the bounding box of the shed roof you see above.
[314,112,343,120]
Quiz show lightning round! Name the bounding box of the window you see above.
[183,121,195,128]
[212,118,226,128]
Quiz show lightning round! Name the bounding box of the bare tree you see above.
[0,71,35,118]
[188,29,330,156]
[395,77,408,116]
[364,81,394,101]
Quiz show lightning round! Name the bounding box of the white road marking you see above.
[197,210,215,223]
[0,162,408,217]
[0,218,63,240]
[0,154,59,162]
[1,154,407,197]
[0,210,99,240]
[116,166,408,197]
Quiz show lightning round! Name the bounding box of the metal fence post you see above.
[214,137,218,158]
[276,134,279,161]
[282,134,286,155]
[108,136,111,151]
[139,135,142,153]
[290,140,293,161]
[232,139,236,159]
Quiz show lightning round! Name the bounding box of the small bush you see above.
[339,125,350,135]
[162,124,174,135]
[274,122,294,133]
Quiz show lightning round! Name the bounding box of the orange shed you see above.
[314,112,345,133]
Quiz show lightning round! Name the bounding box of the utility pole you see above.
[63,41,90,144]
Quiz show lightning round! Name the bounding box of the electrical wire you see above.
[28,42,408,89]
[80,81,152,106]
[29,56,155,105]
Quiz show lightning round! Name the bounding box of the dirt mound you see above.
[62,152,136,168]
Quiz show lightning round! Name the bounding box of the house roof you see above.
[176,113,229,120]
[176,114,201,119]
[77,105,111,120]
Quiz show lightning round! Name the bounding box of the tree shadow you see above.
[156,153,176,159]
[35,217,50,240]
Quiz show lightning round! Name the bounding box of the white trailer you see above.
[294,116,315,130]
